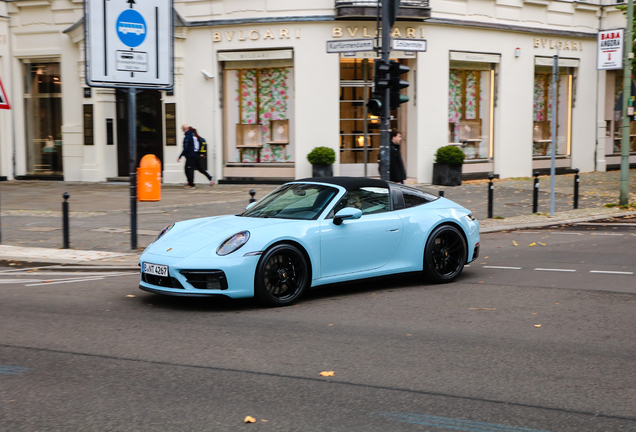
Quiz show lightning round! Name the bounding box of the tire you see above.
[423,225,467,283]
[255,244,310,307]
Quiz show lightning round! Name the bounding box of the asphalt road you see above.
[1,225,635,431]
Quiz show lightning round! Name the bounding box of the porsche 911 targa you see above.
[139,177,480,306]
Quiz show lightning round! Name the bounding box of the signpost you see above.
[0,75,9,244]
[85,0,174,249]
[326,39,375,54]
[392,38,427,52]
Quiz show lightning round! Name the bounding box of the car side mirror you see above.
[246,202,256,210]
[333,207,362,226]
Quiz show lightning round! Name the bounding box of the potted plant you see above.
[432,145,465,186]
[307,146,336,177]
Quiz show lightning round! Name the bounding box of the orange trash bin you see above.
[137,154,162,202]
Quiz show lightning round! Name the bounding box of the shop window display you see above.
[610,71,636,154]
[448,66,493,160]
[224,68,293,163]
[23,62,63,175]
[532,67,572,157]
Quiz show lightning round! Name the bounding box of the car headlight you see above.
[153,223,175,243]
[465,213,476,221]
[217,231,250,256]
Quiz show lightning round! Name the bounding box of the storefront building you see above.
[0,0,632,184]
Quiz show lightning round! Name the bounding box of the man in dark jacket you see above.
[389,130,406,184]
[177,124,212,188]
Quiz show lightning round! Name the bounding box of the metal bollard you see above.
[532,172,539,214]
[488,174,494,219]
[62,192,70,249]
[573,168,580,209]
[439,190,445,197]
[249,189,256,203]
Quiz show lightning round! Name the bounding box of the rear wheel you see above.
[255,244,309,307]
[423,225,467,283]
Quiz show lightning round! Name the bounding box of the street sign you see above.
[327,39,375,53]
[0,75,10,110]
[85,0,173,88]
[597,29,623,70]
[392,38,427,52]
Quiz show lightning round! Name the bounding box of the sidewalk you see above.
[1,170,635,265]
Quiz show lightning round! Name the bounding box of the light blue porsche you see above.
[139,177,480,307]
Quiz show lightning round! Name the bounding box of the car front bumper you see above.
[138,252,260,299]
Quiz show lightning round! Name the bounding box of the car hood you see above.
[145,215,294,258]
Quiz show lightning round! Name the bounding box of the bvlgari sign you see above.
[597,29,624,71]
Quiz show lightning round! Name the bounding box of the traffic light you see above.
[389,60,410,109]
[366,61,391,116]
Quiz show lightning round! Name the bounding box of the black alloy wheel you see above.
[423,225,467,283]
[255,244,310,306]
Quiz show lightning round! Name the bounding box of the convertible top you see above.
[295,176,389,192]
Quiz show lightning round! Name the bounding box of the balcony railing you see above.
[335,0,431,21]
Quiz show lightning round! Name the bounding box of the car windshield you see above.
[241,183,339,220]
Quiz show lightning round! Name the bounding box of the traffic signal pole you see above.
[379,0,392,181]
[620,0,633,206]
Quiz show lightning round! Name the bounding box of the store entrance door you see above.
[116,89,164,176]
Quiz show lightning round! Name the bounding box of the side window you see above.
[402,187,437,208]
[340,187,390,215]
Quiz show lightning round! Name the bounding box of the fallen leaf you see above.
[513,240,518,246]
[244,416,256,423]
[320,371,335,377]
[534,325,542,328]
[539,242,546,246]
[126,295,136,298]
[529,242,536,247]
[484,256,489,259]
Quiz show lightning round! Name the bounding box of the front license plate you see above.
[143,262,168,277]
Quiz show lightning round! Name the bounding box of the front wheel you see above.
[423,225,467,283]
[255,244,310,307]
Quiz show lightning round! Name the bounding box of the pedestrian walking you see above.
[389,130,406,184]
[177,124,214,188]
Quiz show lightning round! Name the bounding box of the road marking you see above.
[483,266,522,270]
[534,268,576,272]
[376,412,552,432]
[22,272,137,287]
[590,270,634,275]
[545,232,582,235]
[0,365,32,375]
[591,233,625,236]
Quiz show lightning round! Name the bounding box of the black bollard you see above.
[439,190,445,197]
[573,168,580,209]
[249,189,256,203]
[62,192,70,249]
[532,172,539,214]
[487,174,494,219]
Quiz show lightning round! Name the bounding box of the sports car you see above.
[139,177,480,306]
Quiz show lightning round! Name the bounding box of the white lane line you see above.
[483,266,522,270]
[25,276,108,287]
[0,271,138,277]
[590,270,634,275]
[591,233,625,236]
[535,268,576,272]
[0,279,43,284]
[546,232,583,235]
[22,272,138,287]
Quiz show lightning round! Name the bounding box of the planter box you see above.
[432,163,462,186]
[312,164,333,178]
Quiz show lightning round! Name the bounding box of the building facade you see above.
[0,0,632,184]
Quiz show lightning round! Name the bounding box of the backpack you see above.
[198,137,207,155]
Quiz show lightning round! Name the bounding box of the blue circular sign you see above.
[116,9,146,48]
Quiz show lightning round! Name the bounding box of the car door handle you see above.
[387,226,400,232]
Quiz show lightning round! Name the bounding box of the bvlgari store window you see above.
[532,57,576,158]
[448,53,497,162]
[222,50,294,169]
[23,61,63,176]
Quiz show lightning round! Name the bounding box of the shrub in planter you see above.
[307,146,336,177]
[433,145,465,186]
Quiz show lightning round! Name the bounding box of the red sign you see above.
[0,76,10,110]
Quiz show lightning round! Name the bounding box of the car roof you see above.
[294,176,389,192]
